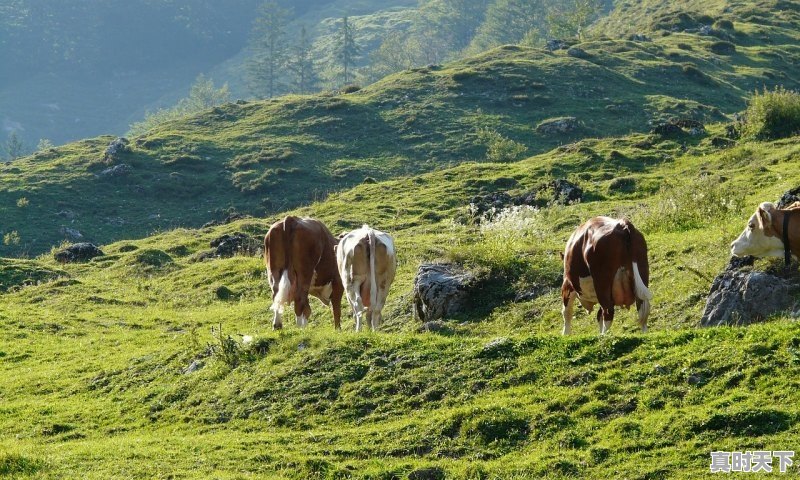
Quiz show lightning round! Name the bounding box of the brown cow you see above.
[561,216,652,335]
[264,216,344,330]
[731,202,800,265]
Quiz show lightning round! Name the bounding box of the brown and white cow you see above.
[561,216,652,335]
[731,202,800,264]
[336,225,397,331]
[264,216,344,330]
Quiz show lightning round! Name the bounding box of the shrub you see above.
[633,174,744,232]
[741,86,800,140]
[476,128,527,163]
[340,84,361,94]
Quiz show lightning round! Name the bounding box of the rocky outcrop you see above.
[536,117,581,135]
[777,186,800,208]
[103,137,130,163]
[54,243,104,263]
[413,264,478,322]
[99,163,132,178]
[700,258,798,327]
[468,179,583,222]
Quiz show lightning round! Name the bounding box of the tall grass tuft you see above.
[742,86,800,140]
[633,175,744,233]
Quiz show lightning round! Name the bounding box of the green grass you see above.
[3,0,800,256]
[2,124,800,477]
[3,1,800,477]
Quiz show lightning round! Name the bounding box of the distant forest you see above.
[0,0,609,155]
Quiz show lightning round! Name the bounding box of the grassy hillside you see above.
[2,122,800,477]
[3,1,800,477]
[4,0,800,256]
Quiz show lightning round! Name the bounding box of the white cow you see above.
[336,225,397,331]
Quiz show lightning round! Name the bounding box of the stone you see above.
[545,39,569,51]
[651,122,685,136]
[209,232,260,258]
[567,47,590,59]
[413,264,477,322]
[54,243,104,263]
[700,259,797,327]
[103,137,130,163]
[777,185,800,209]
[628,33,651,42]
[99,163,132,178]
[60,227,83,240]
[536,117,581,135]
[184,359,204,374]
[468,192,513,221]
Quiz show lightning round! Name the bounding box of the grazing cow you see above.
[731,202,800,265]
[264,216,344,330]
[561,217,652,335]
[336,225,397,331]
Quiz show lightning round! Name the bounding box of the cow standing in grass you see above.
[731,202,800,264]
[264,216,344,330]
[561,217,652,335]
[336,225,397,331]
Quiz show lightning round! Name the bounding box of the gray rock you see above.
[536,117,581,135]
[60,227,83,240]
[103,137,130,162]
[567,47,590,59]
[700,267,795,327]
[545,39,569,51]
[99,163,132,178]
[184,359,204,374]
[628,33,651,42]
[413,264,477,321]
[777,186,800,209]
[699,25,713,35]
[54,243,104,263]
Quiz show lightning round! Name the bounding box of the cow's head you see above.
[731,202,785,258]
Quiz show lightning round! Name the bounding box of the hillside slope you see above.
[1,124,800,477]
[4,0,800,256]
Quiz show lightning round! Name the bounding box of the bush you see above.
[633,174,744,232]
[741,87,800,140]
[476,128,527,163]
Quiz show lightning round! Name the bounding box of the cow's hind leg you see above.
[636,299,649,333]
[561,283,577,335]
[595,281,615,335]
[331,283,344,331]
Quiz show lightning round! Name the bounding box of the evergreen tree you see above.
[546,0,602,40]
[467,0,546,54]
[336,16,360,86]
[287,25,318,94]
[3,132,26,161]
[248,1,290,98]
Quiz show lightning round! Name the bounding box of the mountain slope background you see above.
[2,0,800,256]
[2,0,800,478]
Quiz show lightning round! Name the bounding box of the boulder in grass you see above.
[54,243,104,263]
[413,264,477,322]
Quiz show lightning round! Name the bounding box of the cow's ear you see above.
[757,203,772,229]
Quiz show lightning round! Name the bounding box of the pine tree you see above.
[467,0,546,54]
[336,16,360,86]
[248,1,290,98]
[546,0,602,40]
[4,132,26,161]
[287,25,318,94]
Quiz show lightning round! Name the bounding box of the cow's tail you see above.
[367,226,378,317]
[270,216,296,313]
[622,219,652,324]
